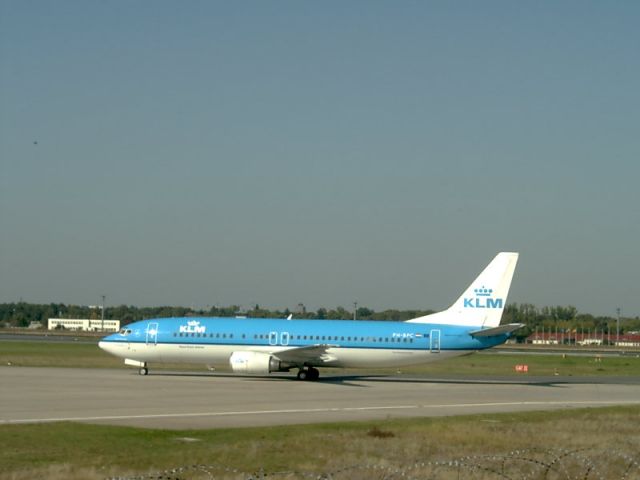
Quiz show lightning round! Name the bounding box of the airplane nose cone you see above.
[98,340,114,354]
[98,338,127,357]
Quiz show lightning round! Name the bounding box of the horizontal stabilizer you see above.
[469,323,524,338]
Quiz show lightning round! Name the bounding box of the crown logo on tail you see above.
[474,287,493,297]
[464,285,503,309]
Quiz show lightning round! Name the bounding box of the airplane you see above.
[99,252,521,380]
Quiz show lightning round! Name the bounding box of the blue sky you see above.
[1,1,638,316]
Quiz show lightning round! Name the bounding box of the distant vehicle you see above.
[99,252,521,380]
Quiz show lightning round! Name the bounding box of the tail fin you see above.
[406,252,519,328]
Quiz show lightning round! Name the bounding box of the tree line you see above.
[0,302,434,327]
[1,302,638,340]
[501,304,640,338]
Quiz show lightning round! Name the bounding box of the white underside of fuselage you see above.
[98,341,473,369]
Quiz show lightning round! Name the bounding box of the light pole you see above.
[353,302,357,321]
[616,307,621,345]
[101,295,106,332]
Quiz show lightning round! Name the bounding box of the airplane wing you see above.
[469,323,525,338]
[271,344,337,365]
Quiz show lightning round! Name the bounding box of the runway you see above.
[1,367,639,430]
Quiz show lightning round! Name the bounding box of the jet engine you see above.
[229,351,286,375]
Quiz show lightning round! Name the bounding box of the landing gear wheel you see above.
[297,367,319,381]
[138,367,148,376]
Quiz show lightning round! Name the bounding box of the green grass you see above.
[397,350,640,376]
[1,406,639,479]
[2,340,640,376]
[0,341,122,368]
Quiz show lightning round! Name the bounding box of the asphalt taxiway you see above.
[1,367,639,430]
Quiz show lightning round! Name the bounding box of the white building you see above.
[48,318,120,332]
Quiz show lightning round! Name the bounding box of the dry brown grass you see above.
[5,407,638,479]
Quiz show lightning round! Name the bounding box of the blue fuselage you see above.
[102,317,508,350]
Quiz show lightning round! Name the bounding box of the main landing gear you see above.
[297,367,319,381]
[138,366,148,376]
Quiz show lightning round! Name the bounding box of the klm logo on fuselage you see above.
[463,286,503,309]
[179,320,206,334]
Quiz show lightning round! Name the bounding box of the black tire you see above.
[139,367,148,376]
[308,367,320,381]
[297,369,308,381]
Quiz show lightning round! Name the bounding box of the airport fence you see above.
[106,446,640,480]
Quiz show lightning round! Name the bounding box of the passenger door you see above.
[429,329,441,353]
[146,322,159,346]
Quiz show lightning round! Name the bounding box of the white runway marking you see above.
[3,368,639,429]
[4,399,639,426]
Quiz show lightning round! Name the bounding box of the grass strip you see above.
[2,340,640,376]
[1,406,639,479]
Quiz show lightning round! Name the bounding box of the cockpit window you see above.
[119,328,132,335]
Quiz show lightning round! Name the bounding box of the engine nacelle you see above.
[229,351,284,375]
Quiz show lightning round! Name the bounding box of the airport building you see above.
[527,332,640,347]
[48,318,120,332]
